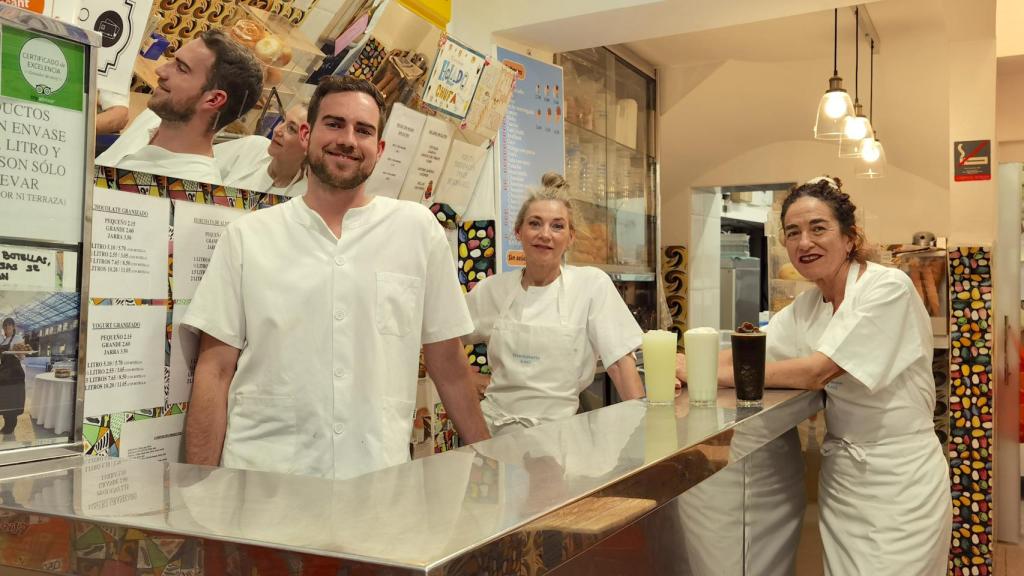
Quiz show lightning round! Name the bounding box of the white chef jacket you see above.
[765,261,951,575]
[214,135,307,196]
[181,195,473,480]
[95,108,160,166]
[465,265,642,429]
[95,108,222,185]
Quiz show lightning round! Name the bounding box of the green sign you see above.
[1,24,85,112]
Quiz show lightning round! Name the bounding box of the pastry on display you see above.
[254,34,284,65]
[230,18,264,48]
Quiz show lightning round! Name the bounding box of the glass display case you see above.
[557,48,659,329]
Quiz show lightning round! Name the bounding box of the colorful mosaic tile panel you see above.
[459,220,496,293]
[662,245,687,349]
[947,246,993,576]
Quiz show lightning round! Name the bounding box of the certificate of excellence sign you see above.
[422,34,484,121]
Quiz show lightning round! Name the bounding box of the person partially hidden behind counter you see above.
[95,29,263,184]
[675,176,951,574]
[463,173,644,436]
[181,76,490,480]
[213,102,309,196]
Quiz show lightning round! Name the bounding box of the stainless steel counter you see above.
[0,389,823,575]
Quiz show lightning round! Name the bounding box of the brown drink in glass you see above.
[731,322,766,407]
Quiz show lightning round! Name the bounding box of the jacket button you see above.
[333,423,344,435]
[334,310,346,321]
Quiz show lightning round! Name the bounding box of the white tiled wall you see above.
[688,190,721,330]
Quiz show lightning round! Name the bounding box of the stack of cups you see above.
[684,327,719,407]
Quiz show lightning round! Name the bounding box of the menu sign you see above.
[0,23,87,244]
[421,35,485,121]
[496,47,564,272]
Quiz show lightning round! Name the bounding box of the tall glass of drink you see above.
[684,327,719,407]
[642,330,677,405]
[731,322,766,407]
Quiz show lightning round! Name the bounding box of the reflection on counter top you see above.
[0,389,823,575]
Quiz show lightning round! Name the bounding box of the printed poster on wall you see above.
[462,60,517,140]
[171,201,244,300]
[90,187,169,299]
[496,47,564,272]
[83,304,165,417]
[66,0,152,98]
[435,138,488,215]
[421,34,485,121]
[398,115,455,205]
[0,23,87,245]
[119,412,185,462]
[365,103,426,199]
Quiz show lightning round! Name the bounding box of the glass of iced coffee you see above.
[731,322,766,407]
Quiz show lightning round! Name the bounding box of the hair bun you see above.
[541,172,568,190]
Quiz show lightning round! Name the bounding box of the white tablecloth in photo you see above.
[24,357,49,418]
[31,372,74,435]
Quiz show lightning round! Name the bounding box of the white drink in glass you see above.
[684,327,719,407]
[642,330,677,405]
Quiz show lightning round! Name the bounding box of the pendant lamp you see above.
[814,9,855,140]
[857,39,886,179]
[839,8,874,157]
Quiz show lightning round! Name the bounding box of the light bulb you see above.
[860,139,881,162]
[824,92,847,119]
[843,116,868,140]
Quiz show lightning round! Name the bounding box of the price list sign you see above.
[496,47,564,272]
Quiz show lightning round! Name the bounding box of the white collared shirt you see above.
[181,195,473,480]
[765,261,935,441]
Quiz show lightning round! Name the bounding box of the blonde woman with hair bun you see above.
[463,172,644,436]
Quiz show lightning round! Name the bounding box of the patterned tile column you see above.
[661,245,687,350]
[947,246,994,575]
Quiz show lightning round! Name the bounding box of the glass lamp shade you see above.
[814,77,854,140]
[838,115,874,158]
[855,137,886,179]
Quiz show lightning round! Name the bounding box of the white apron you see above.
[480,270,588,436]
[819,262,952,576]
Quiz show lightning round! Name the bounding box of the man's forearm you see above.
[435,374,490,443]
[424,338,491,444]
[184,365,230,465]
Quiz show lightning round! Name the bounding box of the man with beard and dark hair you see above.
[96,29,262,184]
[181,76,490,480]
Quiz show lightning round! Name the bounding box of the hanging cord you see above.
[832,9,838,76]
[869,39,875,122]
[853,7,860,105]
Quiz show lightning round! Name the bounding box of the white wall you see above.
[657,18,951,248]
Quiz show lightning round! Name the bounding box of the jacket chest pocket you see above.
[376,272,423,337]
